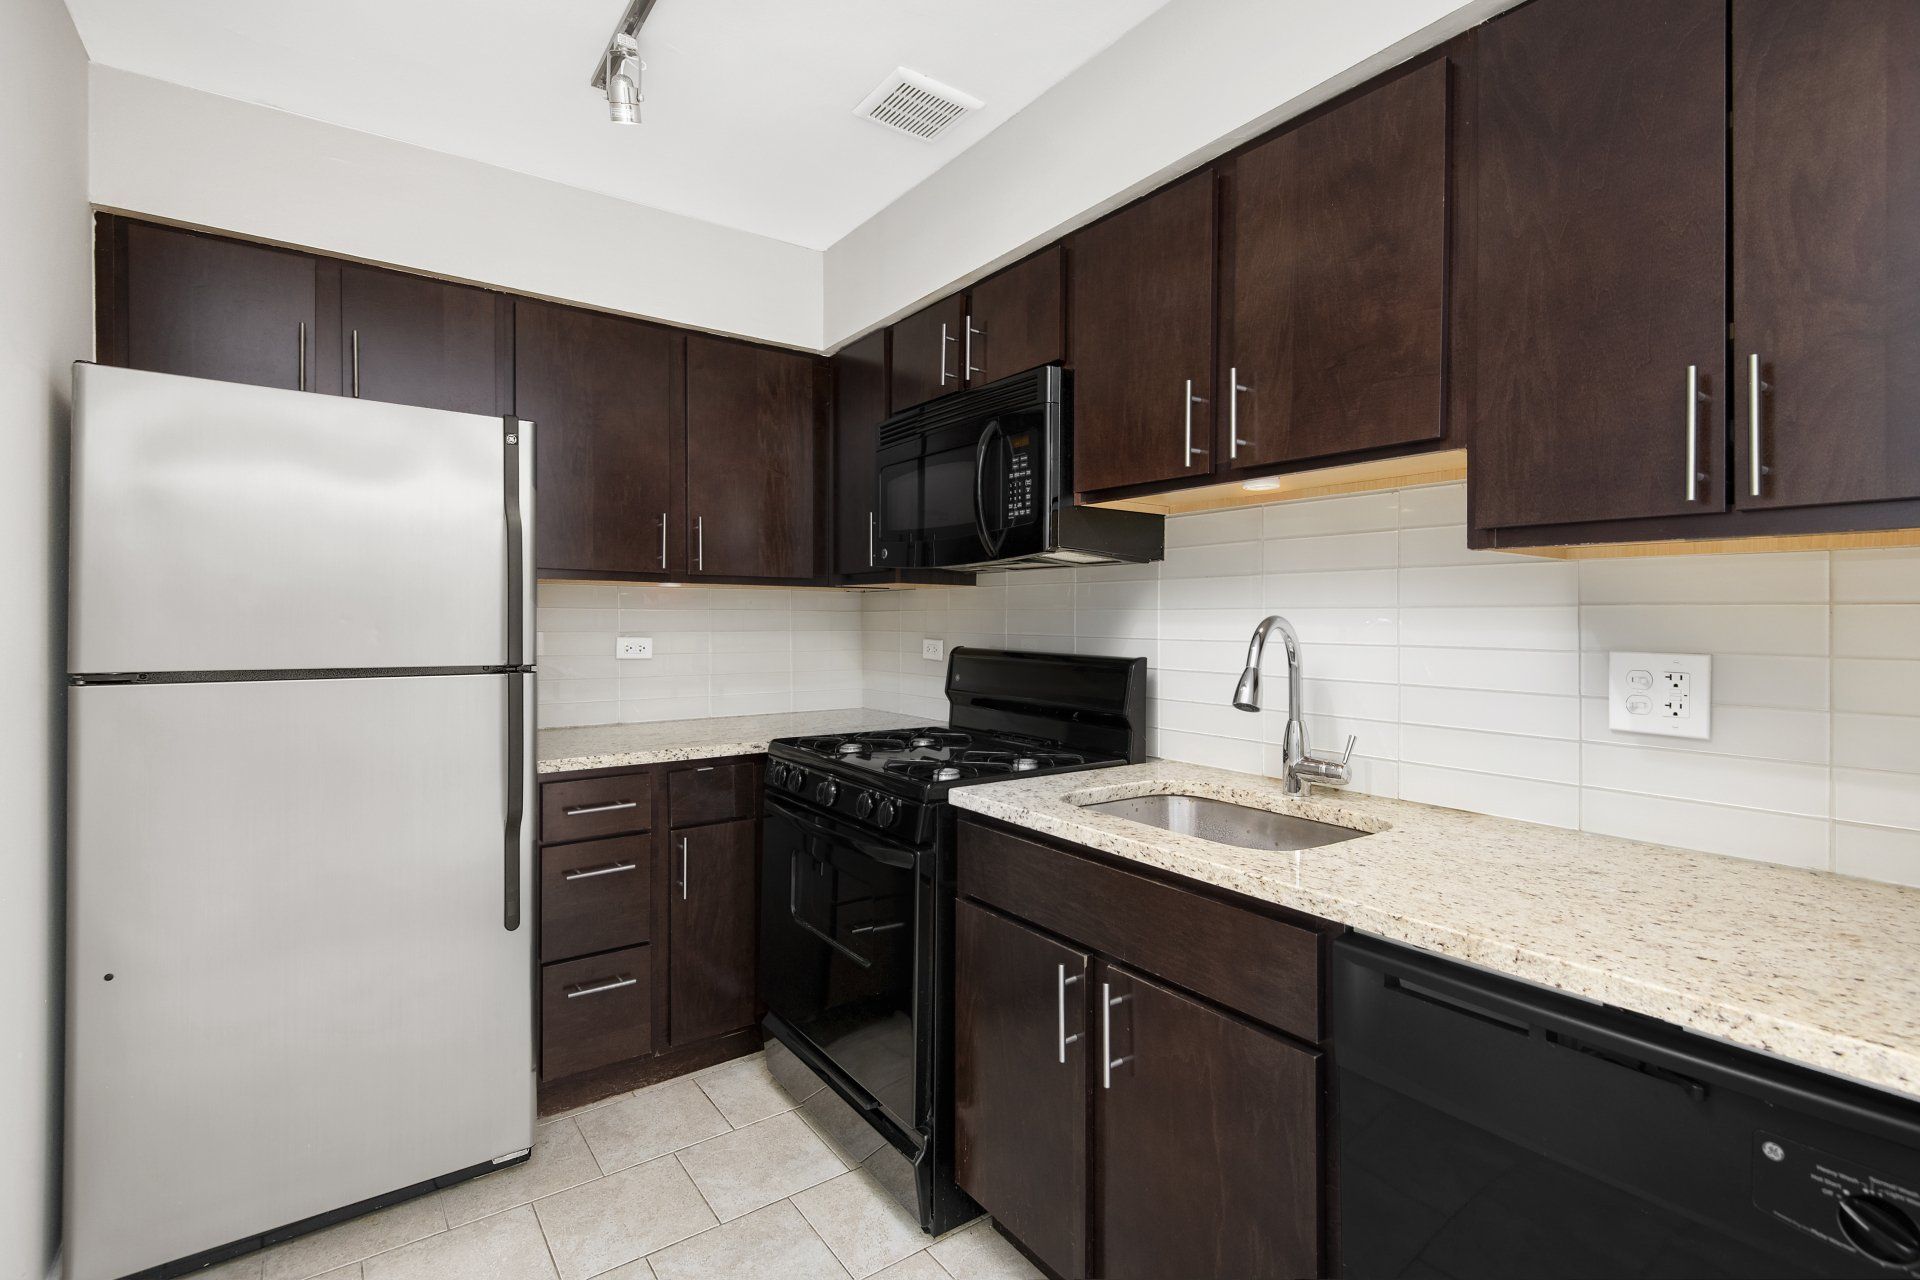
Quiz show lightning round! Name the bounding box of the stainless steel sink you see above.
[1081,793,1369,851]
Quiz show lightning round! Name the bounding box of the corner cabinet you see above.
[954,816,1327,1280]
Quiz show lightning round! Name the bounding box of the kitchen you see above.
[8,0,1920,1278]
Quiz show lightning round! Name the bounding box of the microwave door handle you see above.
[973,420,1008,557]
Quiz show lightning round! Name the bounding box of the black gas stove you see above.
[758,648,1146,1235]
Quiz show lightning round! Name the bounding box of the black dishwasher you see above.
[1333,934,1920,1279]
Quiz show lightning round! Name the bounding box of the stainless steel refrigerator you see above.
[63,363,537,1280]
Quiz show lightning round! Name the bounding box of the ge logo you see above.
[1762,1140,1786,1163]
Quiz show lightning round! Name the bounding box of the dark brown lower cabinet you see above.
[541,946,653,1081]
[1095,962,1320,1280]
[668,817,758,1046]
[953,901,1090,1279]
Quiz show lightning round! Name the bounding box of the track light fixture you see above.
[590,0,658,126]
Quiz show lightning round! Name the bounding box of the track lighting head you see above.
[605,34,643,125]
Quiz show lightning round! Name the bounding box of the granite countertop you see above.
[537,709,919,774]
[949,760,1920,1101]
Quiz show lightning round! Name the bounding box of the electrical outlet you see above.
[922,638,945,662]
[1608,652,1711,739]
[617,635,653,660]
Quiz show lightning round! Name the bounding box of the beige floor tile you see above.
[796,1085,887,1165]
[196,1253,265,1279]
[868,1253,949,1280]
[436,1117,602,1227]
[363,1205,557,1280]
[926,1221,1041,1280]
[676,1112,847,1222]
[792,1169,930,1279]
[259,1195,448,1280]
[533,1156,716,1280]
[574,1079,732,1175]
[582,1258,653,1279]
[693,1053,803,1127]
[313,1269,362,1279]
[645,1201,850,1280]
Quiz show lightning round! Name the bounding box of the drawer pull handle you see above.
[563,860,637,881]
[565,975,637,999]
[1057,964,1082,1064]
[850,920,906,935]
[1102,982,1132,1089]
[564,800,638,816]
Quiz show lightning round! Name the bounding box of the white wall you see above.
[88,67,825,351]
[1,4,89,1276]
[864,484,1920,889]
[822,0,1517,346]
[536,585,865,727]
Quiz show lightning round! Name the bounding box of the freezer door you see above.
[69,363,532,674]
[64,674,535,1280]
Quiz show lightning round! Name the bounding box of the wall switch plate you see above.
[617,635,653,660]
[1608,651,1711,739]
[922,638,944,662]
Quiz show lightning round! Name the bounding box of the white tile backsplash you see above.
[857,481,1920,887]
[537,583,864,727]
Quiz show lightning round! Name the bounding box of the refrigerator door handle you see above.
[504,669,528,931]
[503,419,534,667]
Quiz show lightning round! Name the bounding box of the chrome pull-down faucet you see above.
[1233,615,1356,796]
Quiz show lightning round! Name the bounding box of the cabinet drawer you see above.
[667,760,755,828]
[541,835,651,963]
[541,945,652,1081]
[957,817,1323,1042]
[542,772,653,843]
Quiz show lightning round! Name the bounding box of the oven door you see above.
[760,794,927,1139]
[875,407,1050,569]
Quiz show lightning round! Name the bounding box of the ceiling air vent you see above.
[855,68,983,141]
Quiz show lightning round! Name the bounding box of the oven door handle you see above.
[764,794,920,870]
[788,854,875,970]
[972,419,1008,558]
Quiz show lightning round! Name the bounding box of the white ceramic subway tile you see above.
[541,679,621,705]
[539,632,617,658]
[1401,606,1579,652]
[1395,483,1468,528]
[1580,604,1829,656]
[538,583,620,608]
[1580,789,1829,869]
[1832,548,1920,603]
[711,650,795,676]
[1260,568,1399,609]
[1578,698,1829,766]
[1261,490,1398,537]
[1074,636,1158,664]
[1153,729,1265,773]
[1398,562,1579,608]
[1581,743,1828,816]
[1296,712,1399,761]
[1833,604,1920,660]
[1400,686,1581,740]
[1166,506,1266,545]
[1294,677,1400,722]
[1396,525,1519,568]
[1577,552,1827,604]
[542,656,623,680]
[1834,769,1920,832]
[1834,823,1920,887]
[1401,647,1580,696]
[1160,540,1262,578]
[1397,764,1580,829]
[1261,530,1399,573]
[1154,699,1263,742]
[1400,725,1580,785]
[541,608,621,634]
[619,698,717,723]
[710,631,795,654]
[1832,659,1920,716]
[1834,713,1920,775]
[1073,578,1159,610]
[711,691,793,717]
[792,689,865,712]
[540,702,620,729]
[1160,575,1259,611]
[1159,608,1278,643]
[1073,609,1160,640]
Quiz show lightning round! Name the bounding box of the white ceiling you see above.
[61,0,1175,251]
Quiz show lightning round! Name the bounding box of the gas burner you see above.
[959,748,1086,773]
[935,765,963,782]
[908,730,972,751]
[1013,757,1042,772]
[835,740,869,756]
[883,759,994,783]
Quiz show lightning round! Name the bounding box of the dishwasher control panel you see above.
[1753,1131,1920,1270]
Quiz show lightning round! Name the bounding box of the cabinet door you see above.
[686,336,820,580]
[1471,0,1727,529]
[1733,0,1920,510]
[667,819,757,1046]
[1069,172,1217,493]
[516,299,682,577]
[1226,61,1448,468]
[1095,962,1320,1280]
[967,248,1064,386]
[121,222,320,392]
[340,264,505,416]
[953,900,1090,1280]
[889,293,968,411]
[833,330,888,575]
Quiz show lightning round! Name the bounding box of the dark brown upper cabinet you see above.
[1069,172,1219,494]
[339,265,508,416]
[516,299,684,578]
[667,817,758,1047]
[832,330,889,576]
[685,335,822,580]
[966,247,1066,386]
[1222,60,1449,470]
[110,221,323,393]
[1733,0,1920,512]
[1469,0,1729,532]
[889,292,968,411]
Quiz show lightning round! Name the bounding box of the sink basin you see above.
[1081,793,1369,851]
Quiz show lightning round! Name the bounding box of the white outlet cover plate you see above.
[617,635,653,660]
[922,638,944,661]
[1608,651,1711,739]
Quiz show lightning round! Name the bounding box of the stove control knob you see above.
[786,767,809,794]
[815,778,839,807]
[875,797,899,829]
[769,763,789,788]
[854,791,875,819]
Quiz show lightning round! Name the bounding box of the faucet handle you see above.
[1335,735,1357,766]
[1294,735,1357,788]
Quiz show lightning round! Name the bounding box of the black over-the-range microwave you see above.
[871,364,1164,572]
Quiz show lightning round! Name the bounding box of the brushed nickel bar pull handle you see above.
[965,316,982,379]
[1057,964,1082,1064]
[1102,984,1132,1089]
[696,516,705,571]
[659,511,667,567]
[1686,365,1700,502]
[869,510,877,568]
[1229,367,1251,461]
[564,861,638,881]
[564,800,638,816]
[1184,380,1209,466]
[297,322,307,391]
[565,975,637,999]
[680,836,689,901]
[1749,353,1766,497]
[939,323,956,387]
[350,329,361,398]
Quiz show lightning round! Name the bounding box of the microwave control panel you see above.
[1006,444,1037,525]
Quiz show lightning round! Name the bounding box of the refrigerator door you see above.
[64,673,535,1280]
[68,363,531,674]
